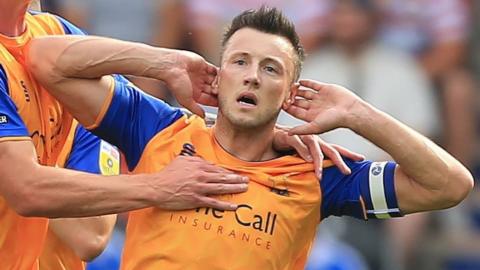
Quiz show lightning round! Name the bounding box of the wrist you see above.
[272,128,288,150]
[137,173,163,206]
[149,48,179,80]
[344,99,377,133]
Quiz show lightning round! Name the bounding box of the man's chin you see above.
[229,118,262,129]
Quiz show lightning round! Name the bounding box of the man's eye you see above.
[234,59,246,65]
[265,66,277,73]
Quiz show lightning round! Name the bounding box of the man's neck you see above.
[0,1,30,37]
[214,115,278,162]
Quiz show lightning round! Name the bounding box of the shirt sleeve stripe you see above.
[85,76,115,130]
[0,136,31,143]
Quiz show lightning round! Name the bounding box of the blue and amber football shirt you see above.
[39,121,120,270]
[0,11,90,270]
[86,77,402,270]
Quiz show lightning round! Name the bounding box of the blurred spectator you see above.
[277,1,439,269]
[185,0,332,63]
[376,0,476,168]
[48,0,184,44]
[49,0,188,102]
[374,2,478,269]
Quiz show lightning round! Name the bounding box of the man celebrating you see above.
[28,6,473,270]
[0,1,354,269]
[0,1,243,269]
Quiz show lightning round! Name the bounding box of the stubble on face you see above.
[218,94,282,129]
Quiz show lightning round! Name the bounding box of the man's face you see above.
[217,28,297,129]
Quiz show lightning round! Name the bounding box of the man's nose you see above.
[243,66,260,87]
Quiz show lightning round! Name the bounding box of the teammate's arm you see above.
[27,35,217,120]
[286,80,473,214]
[48,215,116,261]
[46,126,120,261]
[0,140,246,217]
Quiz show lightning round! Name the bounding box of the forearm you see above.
[49,215,117,261]
[28,36,176,81]
[22,165,155,218]
[348,101,472,194]
[0,141,156,218]
[287,80,473,213]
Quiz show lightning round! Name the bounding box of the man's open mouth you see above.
[237,93,257,107]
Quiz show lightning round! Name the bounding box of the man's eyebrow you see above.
[228,51,286,69]
[228,51,250,58]
[262,57,284,67]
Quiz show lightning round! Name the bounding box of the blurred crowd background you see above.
[39,0,480,269]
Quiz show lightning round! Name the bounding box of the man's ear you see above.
[282,83,299,110]
[211,74,219,95]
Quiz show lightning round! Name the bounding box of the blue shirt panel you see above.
[0,65,29,138]
[321,159,398,220]
[91,79,183,170]
[65,125,103,173]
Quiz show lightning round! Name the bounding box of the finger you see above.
[292,98,311,109]
[319,140,351,175]
[200,183,248,195]
[301,135,323,179]
[287,135,311,162]
[298,79,330,92]
[204,173,249,184]
[181,156,228,171]
[184,100,205,118]
[196,84,219,106]
[295,89,316,100]
[289,122,323,136]
[198,197,238,211]
[196,160,235,174]
[205,62,219,76]
[199,163,234,174]
[275,124,290,132]
[331,144,365,161]
[284,104,308,120]
[197,93,219,107]
[204,73,217,85]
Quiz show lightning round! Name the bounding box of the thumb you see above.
[197,92,219,107]
[184,101,205,118]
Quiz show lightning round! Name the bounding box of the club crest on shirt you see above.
[99,140,120,175]
[371,163,383,176]
[0,115,8,124]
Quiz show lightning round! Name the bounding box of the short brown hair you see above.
[222,6,304,81]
